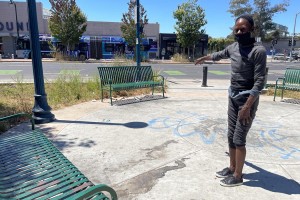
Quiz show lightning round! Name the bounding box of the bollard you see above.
[0,54,2,60]
[264,67,269,88]
[201,65,208,87]
[12,54,14,59]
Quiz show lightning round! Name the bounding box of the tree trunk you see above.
[193,44,195,60]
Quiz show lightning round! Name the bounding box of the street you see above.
[0,61,299,83]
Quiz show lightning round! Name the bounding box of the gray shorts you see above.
[227,94,259,148]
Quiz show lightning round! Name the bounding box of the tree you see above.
[173,0,207,59]
[49,0,87,51]
[120,1,148,52]
[208,38,234,53]
[228,0,289,41]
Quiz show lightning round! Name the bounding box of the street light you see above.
[290,11,300,61]
[26,0,55,124]
[9,0,20,39]
[131,0,141,68]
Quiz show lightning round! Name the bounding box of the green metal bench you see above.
[273,68,300,101]
[0,113,118,200]
[97,66,165,105]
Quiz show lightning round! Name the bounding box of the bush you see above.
[171,53,189,62]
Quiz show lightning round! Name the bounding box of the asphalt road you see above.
[0,61,299,83]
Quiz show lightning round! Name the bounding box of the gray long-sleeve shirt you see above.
[211,42,267,97]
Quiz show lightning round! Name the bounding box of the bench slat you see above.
[0,117,117,200]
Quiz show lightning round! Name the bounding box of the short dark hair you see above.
[236,14,254,27]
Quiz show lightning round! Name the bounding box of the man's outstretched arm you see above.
[194,55,212,65]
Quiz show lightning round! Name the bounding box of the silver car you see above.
[273,53,291,61]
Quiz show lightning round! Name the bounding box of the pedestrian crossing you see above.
[0,70,21,75]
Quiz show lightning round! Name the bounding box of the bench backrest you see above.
[97,66,154,85]
[284,68,300,86]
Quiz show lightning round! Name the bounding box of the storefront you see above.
[159,33,208,59]
[0,1,160,59]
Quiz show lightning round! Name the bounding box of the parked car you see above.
[273,53,291,61]
[291,53,299,60]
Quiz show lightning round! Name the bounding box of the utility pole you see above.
[290,12,300,61]
[26,0,55,124]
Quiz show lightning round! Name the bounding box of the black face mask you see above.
[234,32,255,45]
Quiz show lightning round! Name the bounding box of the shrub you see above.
[171,53,189,62]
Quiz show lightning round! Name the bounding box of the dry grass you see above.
[171,53,190,62]
[0,82,34,133]
[0,68,166,133]
[265,87,300,99]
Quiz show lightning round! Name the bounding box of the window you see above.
[17,39,30,50]
[79,43,88,51]
[40,41,51,51]
[0,37,3,54]
[105,43,114,52]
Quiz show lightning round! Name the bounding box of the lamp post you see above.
[290,12,300,61]
[130,0,141,68]
[9,0,19,39]
[136,0,141,68]
[26,0,55,124]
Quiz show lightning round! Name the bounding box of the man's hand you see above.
[238,106,251,125]
[194,55,211,65]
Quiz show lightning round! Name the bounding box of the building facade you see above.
[0,1,160,59]
[0,1,47,57]
[0,1,209,60]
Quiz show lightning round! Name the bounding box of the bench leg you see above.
[273,86,277,101]
[110,88,112,106]
[152,85,154,95]
[162,85,165,97]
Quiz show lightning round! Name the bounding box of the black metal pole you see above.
[136,0,141,68]
[201,66,208,87]
[10,1,20,39]
[26,0,55,124]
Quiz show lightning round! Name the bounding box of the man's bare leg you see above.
[234,146,246,179]
[229,147,236,171]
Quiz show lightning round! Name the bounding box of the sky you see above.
[19,0,300,38]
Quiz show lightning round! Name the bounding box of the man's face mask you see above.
[234,32,252,45]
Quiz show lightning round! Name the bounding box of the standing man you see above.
[195,14,266,187]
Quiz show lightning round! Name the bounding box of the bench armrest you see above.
[153,74,165,82]
[0,112,35,130]
[72,184,118,200]
[275,77,285,86]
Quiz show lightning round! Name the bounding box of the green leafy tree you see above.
[228,0,289,41]
[120,1,148,51]
[49,0,87,51]
[173,0,207,59]
[208,38,234,53]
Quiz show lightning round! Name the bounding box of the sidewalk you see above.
[5,78,300,200]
